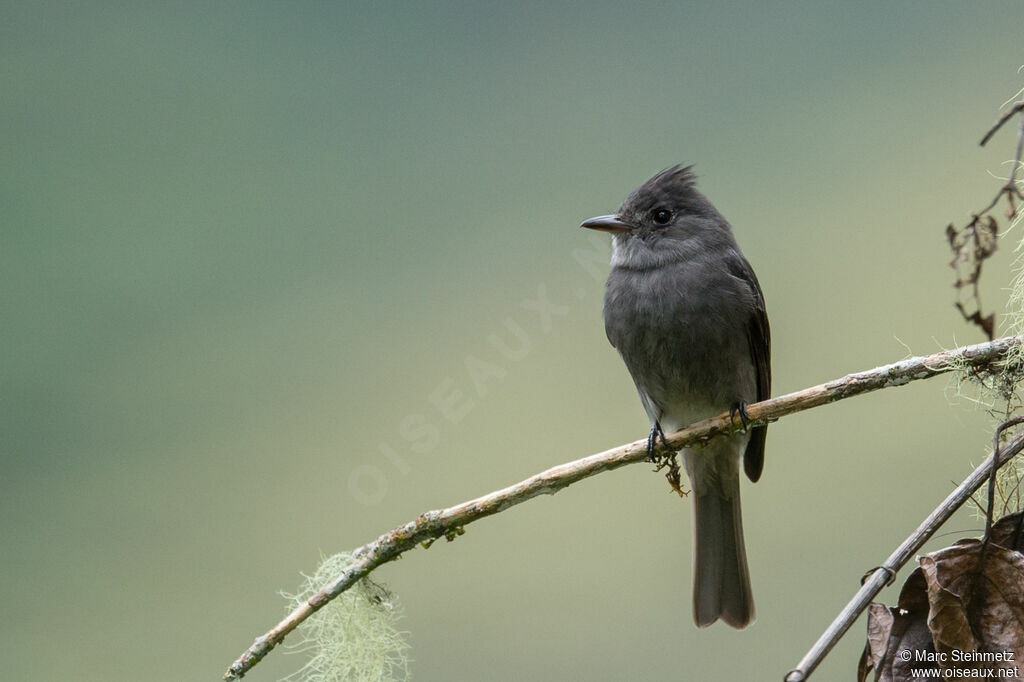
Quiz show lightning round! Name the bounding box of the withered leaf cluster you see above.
[945,98,1024,342]
[859,512,1024,681]
[947,214,999,341]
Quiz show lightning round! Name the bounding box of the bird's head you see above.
[581,165,731,268]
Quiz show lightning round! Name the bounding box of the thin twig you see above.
[976,100,1024,217]
[986,416,1024,541]
[949,100,1024,339]
[980,100,1024,147]
[225,336,1019,681]
[1011,111,1024,196]
[784,429,1024,682]
[971,415,1024,610]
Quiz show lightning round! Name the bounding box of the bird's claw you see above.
[646,422,672,459]
[730,401,751,431]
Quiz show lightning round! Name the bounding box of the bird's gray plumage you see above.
[583,165,770,628]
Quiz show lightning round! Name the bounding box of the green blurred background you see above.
[3,3,1023,680]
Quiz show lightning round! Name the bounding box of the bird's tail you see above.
[691,468,754,628]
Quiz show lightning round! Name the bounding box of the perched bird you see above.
[581,165,770,628]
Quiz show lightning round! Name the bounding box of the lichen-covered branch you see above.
[224,336,1020,681]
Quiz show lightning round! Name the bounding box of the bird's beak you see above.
[580,214,635,234]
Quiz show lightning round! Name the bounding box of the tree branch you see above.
[974,103,1024,217]
[784,426,1024,682]
[224,335,1020,681]
[980,100,1024,147]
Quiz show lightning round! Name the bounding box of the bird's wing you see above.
[729,254,771,483]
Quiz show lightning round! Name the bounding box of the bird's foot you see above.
[646,422,671,459]
[729,401,751,431]
[646,422,686,497]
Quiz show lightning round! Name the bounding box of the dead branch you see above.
[225,336,1019,680]
[980,100,1024,147]
[949,99,1024,339]
[785,427,1024,682]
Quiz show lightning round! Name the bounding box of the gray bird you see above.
[581,165,770,629]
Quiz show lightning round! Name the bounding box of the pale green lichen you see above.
[999,212,1024,372]
[280,553,411,682]
[959,175,1024,517]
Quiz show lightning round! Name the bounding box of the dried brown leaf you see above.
[982,313,996,340]
[973,215,999,261]
[859,512,1024,681]
[859,569,935,682]
[921,541,981,656]
[859,603,894,682]
[921,538,1024,677]
[947,209,1000,340]
[991,511,1024,551]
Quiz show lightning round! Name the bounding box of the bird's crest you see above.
[621,165,700,213]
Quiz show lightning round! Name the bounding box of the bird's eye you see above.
[652,209,672,225]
